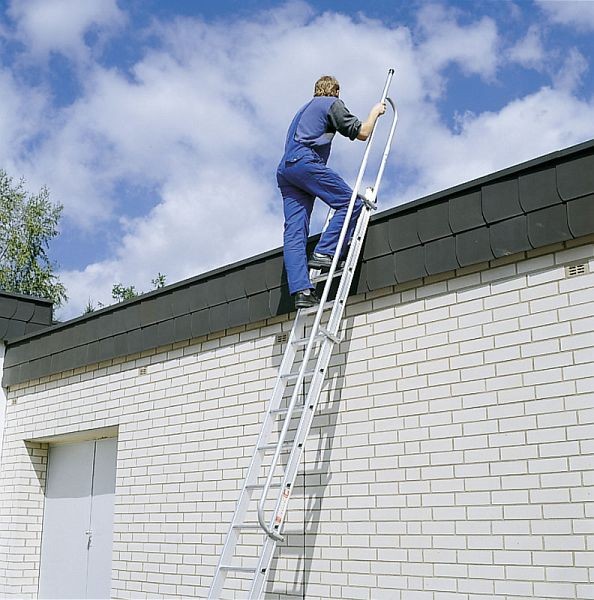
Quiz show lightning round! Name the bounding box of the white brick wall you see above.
[0,240,593,599]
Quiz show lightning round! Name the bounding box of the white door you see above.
[38,438,117,599]
[86,439,118,599]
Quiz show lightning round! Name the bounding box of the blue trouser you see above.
[277,152,363,295]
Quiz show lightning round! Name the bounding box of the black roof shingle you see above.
[4,138,594,387]
[0,292,52,346]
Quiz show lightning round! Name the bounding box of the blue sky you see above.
[1,0,593,319]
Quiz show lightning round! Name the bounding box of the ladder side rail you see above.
[250,205,371,597]
[208,315,306,599]
[247,221,368,600]
[271,336,336,522]
[256,312,322,535]
[255,67,395,542]
[368,98,398,207]
[325,97,399,338]
[250,335,337,599]
[262,202,373,543]
[309,69,395,318]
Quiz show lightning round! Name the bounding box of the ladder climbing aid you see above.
[209,68,399,599]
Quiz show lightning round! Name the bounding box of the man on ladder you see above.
[277,75,386,309]
[208,69,396,600]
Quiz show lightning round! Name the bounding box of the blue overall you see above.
[277,96,363,295]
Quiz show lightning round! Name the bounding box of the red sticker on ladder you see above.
[274,488,291,525]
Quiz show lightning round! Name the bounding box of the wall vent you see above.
[138,366,148,376]
[565,263,589,278]
[275,333,288,344]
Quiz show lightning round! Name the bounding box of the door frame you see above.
[37,429,118,599]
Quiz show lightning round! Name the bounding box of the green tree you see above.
[111,283,139,303]
[0,170,67,306]
[151,272,166,289]
[111,273,166,302]
[85,273,167,313]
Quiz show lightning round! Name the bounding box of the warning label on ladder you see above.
[274,488,291,525]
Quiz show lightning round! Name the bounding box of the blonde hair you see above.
[314,75,340,97]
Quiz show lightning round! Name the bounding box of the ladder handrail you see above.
[256,68,397,541]
[325,96,398,340]
[372,97,398,200]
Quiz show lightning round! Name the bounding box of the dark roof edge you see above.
[0,290,53,305]
[6,136,594,349]
[4,245,286,347]
[374,137,594,221]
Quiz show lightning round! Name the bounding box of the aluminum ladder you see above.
[208,68,398,599]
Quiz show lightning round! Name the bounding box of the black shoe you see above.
[308,252,336,270]
[294,289,320,309]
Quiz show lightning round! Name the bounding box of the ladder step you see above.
[257,441,292,451]
[280,370,315,381]
[311,268,343,284]
[300,300,335,315]
[232,523,264,530]
[245,482,282,491]
[270,406,304,417]
[292,334,324,347]
[220,564,257,573]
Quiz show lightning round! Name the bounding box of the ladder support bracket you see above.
[318,327,342,345]
[358,187,378,210]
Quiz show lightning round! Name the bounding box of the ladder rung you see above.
[311,268,343,284]
[256,441,292,451]
[270,406,304,417]
[232,523,264,530]
[300,300,335,315]
[220,564,256,573]
[280,370,315,381]
[292,334,324,347]
[245,482,282,491]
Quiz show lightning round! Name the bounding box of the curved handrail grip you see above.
[371,97,398,202]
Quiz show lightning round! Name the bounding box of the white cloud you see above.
[0,68,49,173]
[507,25,546,70]
[505,23,588,94]
[415,3,500,96]
[7,0,125,61]
[405,86,594,201]
[536,0,594,31]
[552,46,588,92]
[2,2,594,319]
[61,167,281,312]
